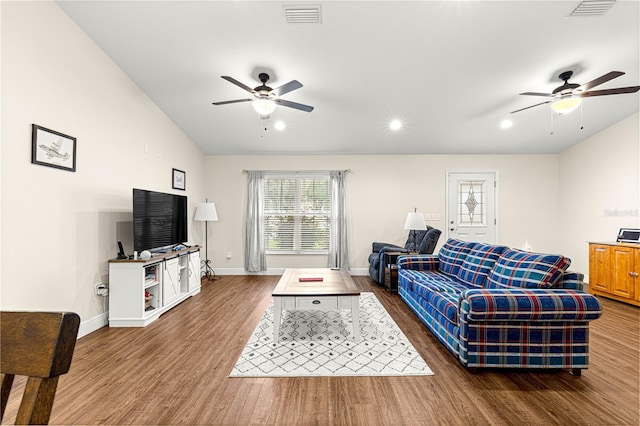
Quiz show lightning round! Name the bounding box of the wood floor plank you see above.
[2,274,638,425]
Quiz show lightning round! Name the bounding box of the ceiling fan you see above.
[212,73,314,116]
[509,70,640,115]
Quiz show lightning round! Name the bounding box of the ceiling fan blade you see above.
[579,86,640,97]
[221,76,255,94]
[519,92,553,97]
[212,99,253,105]
[508,100,551,114]
[272,80,303,97]
[577,71,624,92]
[274,99,314,112]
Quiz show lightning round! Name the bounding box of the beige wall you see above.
[204,154,561,274]
[559,112,640,279]
[1,1,205,332]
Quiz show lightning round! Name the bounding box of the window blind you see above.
[264,176,330,253]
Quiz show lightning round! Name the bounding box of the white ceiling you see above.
[56,0,640,156]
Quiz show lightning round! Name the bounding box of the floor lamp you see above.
[194,200,219,280]
[404,208,427,253]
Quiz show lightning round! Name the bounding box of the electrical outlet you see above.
[95,283,108,297]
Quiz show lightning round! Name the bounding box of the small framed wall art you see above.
[31,124,77,172]
[172,168,186,190]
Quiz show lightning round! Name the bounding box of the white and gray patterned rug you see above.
[230,292,433,377]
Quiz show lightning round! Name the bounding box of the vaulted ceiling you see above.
[57,0,640,155]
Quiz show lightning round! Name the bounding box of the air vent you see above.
[284,4,322,24]
[569,0,616,17]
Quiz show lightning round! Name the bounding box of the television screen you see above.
[133,188,187,252]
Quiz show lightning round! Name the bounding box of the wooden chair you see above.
[1,311,80,425]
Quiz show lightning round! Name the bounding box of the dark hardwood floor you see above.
[2,275,639,425]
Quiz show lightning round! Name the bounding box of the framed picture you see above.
[172,168,186,190]
[31,124,77,172]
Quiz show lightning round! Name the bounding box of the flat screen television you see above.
[133,188,187,253]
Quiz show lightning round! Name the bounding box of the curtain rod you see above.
[242,169,351,174]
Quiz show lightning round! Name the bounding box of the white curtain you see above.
[328,170,350,270]
[245,171,267,272]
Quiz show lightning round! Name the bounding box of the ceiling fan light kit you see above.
[253,98,276,115]
[551,95,582,114]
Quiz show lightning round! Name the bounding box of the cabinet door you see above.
[635,248,640,302]
[589,244,610,293]
[611,247,634,299]
[188,251,201,292]
[163,257,180,305]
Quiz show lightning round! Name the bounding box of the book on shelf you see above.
[144,268,157,282]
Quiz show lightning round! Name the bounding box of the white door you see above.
[446,171,498,243]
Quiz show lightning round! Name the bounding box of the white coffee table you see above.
[272,268,361,343]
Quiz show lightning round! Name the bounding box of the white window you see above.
[264,173,330,254]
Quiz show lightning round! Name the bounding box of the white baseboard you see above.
[78,312,108,339]
[212,267,369,276]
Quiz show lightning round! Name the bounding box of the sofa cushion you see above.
[428,291,460,325]
[485,249,571,289]
[410,271,468,301]
[438,239,476,276]
[456,243,508,288]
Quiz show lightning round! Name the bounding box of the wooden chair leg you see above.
[1,374,16,422]
[16,377,59,425]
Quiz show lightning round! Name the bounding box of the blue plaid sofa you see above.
[397,238,603,375]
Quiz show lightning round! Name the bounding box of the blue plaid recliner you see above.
[368,226,441,284]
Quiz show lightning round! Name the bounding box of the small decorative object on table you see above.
[299,276,323,282]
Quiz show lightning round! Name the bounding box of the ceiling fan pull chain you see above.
[550,107,554,135]
[580,102,584,130]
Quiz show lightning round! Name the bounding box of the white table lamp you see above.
[404,209,427,253]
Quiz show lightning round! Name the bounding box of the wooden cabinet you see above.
[588,244,610,293]
[588,242,640,307]
[108,247,201,327]
[636,249,640,303]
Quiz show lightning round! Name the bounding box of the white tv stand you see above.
[108,246,201,327]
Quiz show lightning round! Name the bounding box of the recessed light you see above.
[389,120,402,130]
[274,121,286,131]
[500,119,513,129]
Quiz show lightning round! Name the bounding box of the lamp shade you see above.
[404,212,427,230]
[194,202,218,222]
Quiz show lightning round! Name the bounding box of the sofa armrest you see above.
[371,242,405,253]
[459,288,603,322]
[397,254,440,271]
[379,246,408,255]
